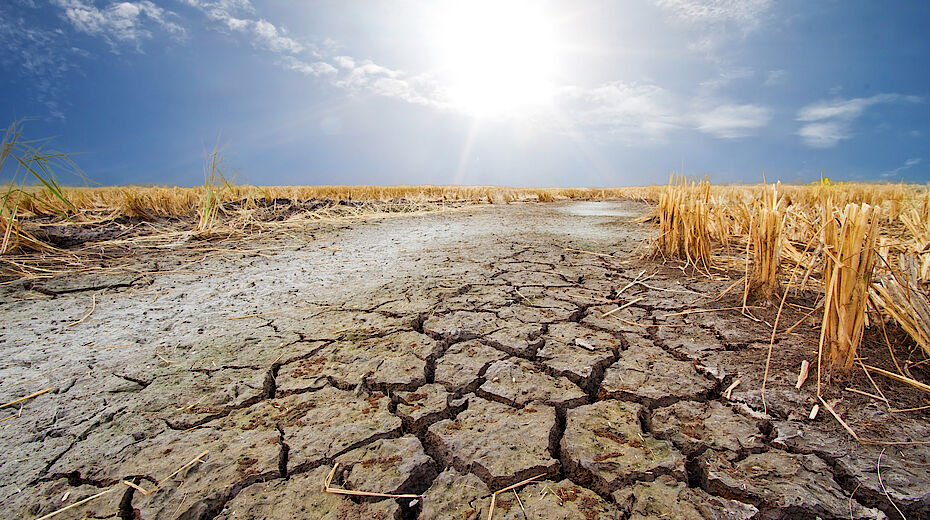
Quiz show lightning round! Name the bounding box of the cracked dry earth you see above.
[2,201,929,520]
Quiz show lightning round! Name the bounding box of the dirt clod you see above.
[426,397,560,489]
[561,400,685,495]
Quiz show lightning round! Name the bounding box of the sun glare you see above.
[431,1,559,117]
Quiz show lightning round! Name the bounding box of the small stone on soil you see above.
[423,311,503,343]
[538,322,619,390]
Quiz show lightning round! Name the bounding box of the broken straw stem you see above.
[864,364,930,394]
[488,473,546,519]
[322,463,423,499]
[0,385,55,411]
[601,297,643,318]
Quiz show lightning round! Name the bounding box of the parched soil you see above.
[1,201,928,519]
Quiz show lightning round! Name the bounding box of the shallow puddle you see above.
[558,201,645,218]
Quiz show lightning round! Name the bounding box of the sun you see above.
[430,1,560,117]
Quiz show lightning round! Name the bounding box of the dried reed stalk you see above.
[655,176,712,270]
[819,203,879,379]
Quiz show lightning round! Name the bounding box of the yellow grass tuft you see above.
[196,148,227,233]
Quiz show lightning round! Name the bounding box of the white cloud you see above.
[694,104,771,138]
[796,93,924,148]
[52,0,186,46]
[882,158,922,179]
[40,0,775,143]
[333,56,356,69]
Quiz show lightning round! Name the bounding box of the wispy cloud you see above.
[251,19,302,53]
[694,103,771,138]
[796,93,924,148]
[52,0,186,48]
[29,0,778,143]
[329,56,450,109]
[0,6,82,119]
[762,69,786,87]
[698,67,754,94]
[279,56,335,77]
[654,0,771,28]
[555,82,683,145]
[652,0,772,53]
[796,121,849,149]
[882,157,922,179]
[179,1,449,108]
[181,0,304,54]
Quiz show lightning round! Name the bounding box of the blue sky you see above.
[1,0,928,187]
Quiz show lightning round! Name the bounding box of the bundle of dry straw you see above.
[819,202,879,374]
[656,176,712,270]
[871,254,930,359]
[748,183,787,304]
